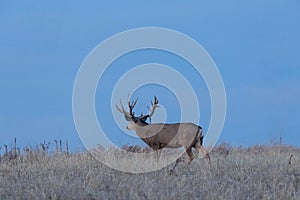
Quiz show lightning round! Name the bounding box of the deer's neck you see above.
[133,122,150,138]
[135,120,148,126]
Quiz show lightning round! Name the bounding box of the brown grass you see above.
[0,140,299,199]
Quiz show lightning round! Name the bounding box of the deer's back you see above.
[136,123,201,148]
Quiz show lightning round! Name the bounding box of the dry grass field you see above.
[0,140,299,200]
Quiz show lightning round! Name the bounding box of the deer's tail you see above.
[193,126,204,148]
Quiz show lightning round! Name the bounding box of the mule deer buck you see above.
[116,96,210,165]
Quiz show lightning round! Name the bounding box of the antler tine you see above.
[150,96,158,106]
[119,99,125,111]
[147,96,159,123]
[115,104,123,113]
[127,95,131,107]
[132,98,138,108]
[126,95,138,116]
[116,99,128,114]
[116,98,135,121]
[154,96,158,104]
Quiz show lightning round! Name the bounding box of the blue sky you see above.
[0,1,299,150]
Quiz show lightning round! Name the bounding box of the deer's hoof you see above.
[176,157,185,164]
[168,169,175,175]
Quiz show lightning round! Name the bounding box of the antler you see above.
[116,95,159,123]
[115,95,138,121]
[127,95,138,116]
[148,96,159,119]
[140,96,159,124]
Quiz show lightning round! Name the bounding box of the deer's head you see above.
[116,96,159,130]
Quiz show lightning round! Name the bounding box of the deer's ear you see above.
[132,117,139,123]
[139,115,149,121]
[124,115,132,121]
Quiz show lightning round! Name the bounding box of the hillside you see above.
[0,142,299,199]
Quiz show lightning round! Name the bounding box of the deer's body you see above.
[131,122,203,150]
[116,96,210,164]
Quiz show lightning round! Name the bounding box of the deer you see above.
[116,96,210,166]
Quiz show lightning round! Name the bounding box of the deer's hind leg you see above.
[185,147,195,164]
[195,141,210,162]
